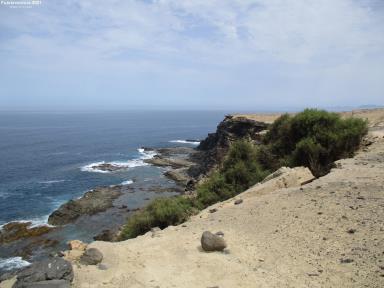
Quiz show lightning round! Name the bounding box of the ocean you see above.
[0,110,226,272]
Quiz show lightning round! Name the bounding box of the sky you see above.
[0,0,383,111]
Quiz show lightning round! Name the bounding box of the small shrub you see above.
[119,196,195,240]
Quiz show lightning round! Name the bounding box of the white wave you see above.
[169,140,200,145]
[81,148,157,173]
[0,257,30,271]
[121,180,133,185]
[38,180,66,184]
[80,161,110,174]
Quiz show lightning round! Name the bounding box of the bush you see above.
[119,196,195,240]
[196,140,269,207]
[261,109,367,176]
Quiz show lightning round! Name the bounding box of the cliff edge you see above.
[65,130,384,288]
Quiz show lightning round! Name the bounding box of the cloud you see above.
[0,0,383,109]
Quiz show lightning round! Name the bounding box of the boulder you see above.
[201,231,227,252]
[13,258,73,288]
[67,240,87,251]
[80,248,103,265]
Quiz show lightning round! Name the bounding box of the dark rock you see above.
[191,116,268,176]
[93,229,117,242]
[17,280,70,288]
[340,258,354,264]
[234,199,243,205]
[145,156,194,169]
[80,248,103,265]
[163,170,189,184]
[13,258,73,288]
[98,264,108,270]
[88,163,122,172]
[0,222,54,244]
[209,208,218,213]
[347,228,357,234]
[201,231,227,252]
[48,186,122,226]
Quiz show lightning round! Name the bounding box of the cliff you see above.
[189,115,268,177]
[60,129,383,288]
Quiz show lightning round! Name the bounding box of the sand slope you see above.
[72,132,384,288]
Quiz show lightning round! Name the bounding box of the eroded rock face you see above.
[13,257,73,288]
[191,116,268,176]
[48,186,122,226]
[80,248,103,265]
[201,231,227,252]
[0,222,54,244]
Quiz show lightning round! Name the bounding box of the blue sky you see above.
[0,0,383,111]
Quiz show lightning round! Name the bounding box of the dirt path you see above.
[70,131,384,288]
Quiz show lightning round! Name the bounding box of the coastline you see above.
[1,108,383,282]
[59,127,384,287]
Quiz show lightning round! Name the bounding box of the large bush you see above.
[261,109,367,176]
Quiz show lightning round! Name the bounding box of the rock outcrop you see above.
[191,115,268,177]
[0,222,54,244]
[13,258,73,288]
[48,186,122,226]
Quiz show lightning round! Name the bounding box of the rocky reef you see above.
[0,222,54,245]
[48,186,123,226]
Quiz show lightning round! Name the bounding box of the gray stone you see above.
[201,231,227,252]
[20,280,70,288]
[234,199,243,205]
[80,248,103,265]
[13,258,73,288]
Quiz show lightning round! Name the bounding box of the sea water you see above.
[0,110,225,272]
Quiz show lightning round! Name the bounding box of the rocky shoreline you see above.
[2,108,382,284]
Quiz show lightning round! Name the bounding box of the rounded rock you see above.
[80,248,103,265]
[201,231,227,252]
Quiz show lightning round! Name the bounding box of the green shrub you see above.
[196,140,269,207]
[261,109,368,176]
[119,196,195,240]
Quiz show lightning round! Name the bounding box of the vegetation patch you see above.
[259,109,368,176]
[119,109,367,240]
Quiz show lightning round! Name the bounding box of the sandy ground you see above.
[68,130,384,288]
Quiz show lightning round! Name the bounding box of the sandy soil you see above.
[69,130,384,288]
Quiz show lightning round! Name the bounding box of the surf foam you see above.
[80,148,157,173]
[169,140,200,145]
[121,180,133,185]
[0,257,31,272]
[38,180,66,184]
